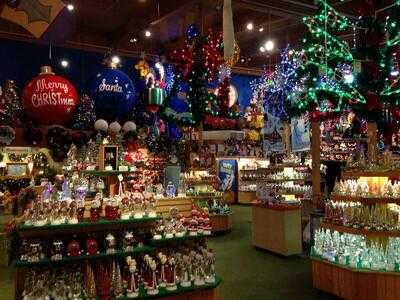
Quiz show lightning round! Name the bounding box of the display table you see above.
[210,214,232,233]
[251,204,302,256]
[238,191,257,204]
[312,258,400,300]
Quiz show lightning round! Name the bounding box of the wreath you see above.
[24,123,43,146]
[46,126,72,162]
[0,126,15,145]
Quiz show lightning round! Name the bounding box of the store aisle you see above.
[208,206,337,300]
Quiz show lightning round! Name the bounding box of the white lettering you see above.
[98,79,123,93]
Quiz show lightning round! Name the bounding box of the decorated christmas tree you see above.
[380,2,400,108]
[0,80,23,126]
[262,47,300,119]
[73,94,96,130]
[289,0,366,119]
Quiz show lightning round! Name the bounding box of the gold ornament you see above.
[135,59,150,78]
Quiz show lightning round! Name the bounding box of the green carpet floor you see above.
[0,206,338,300]
[209,205,337,300]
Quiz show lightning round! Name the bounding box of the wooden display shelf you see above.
[262,178,312,183]
[330,194,400,204]
[14,246,154,267]
[312,257,400,300]
[80,170,132,176]
[14,270,220,300]
[151,233,209,244]
[17,216,160,238]
[320,222,400,237]
[210,214,232,233]
[251,204,302,256]
[341,169,400,178]
[238,191,257,204]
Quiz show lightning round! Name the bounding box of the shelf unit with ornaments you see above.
[12,214,221,300]
[313,168,400,300]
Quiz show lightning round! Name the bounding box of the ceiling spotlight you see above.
[111,55,121,65]
[145,30,151,37]
[67,4,74,11]
[259,46,266,53]
[259,27,264,32]
[60,59,69,68]
[246,22,254,31]
[240,58,245,63]
[264,40,275,52]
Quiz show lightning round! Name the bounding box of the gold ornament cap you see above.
[40,66,55,75]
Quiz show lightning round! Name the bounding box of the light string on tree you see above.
[288,0,366,118]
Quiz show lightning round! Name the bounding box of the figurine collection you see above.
[21,244,216,299]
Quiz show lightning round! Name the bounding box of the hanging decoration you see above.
[289,0,366,119]
[72,94,96,130]
[22,66,79,126]
[135,59,150,78]
[223,0,240,67]
[90,67,136,122]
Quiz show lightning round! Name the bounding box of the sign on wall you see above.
[291,114,310,152]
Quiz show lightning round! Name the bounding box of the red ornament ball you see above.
[22,67,79,125]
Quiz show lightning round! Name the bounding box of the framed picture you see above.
[99,145,118,171]
[7,163,28,176]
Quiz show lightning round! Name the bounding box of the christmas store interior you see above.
[4,0,400,299]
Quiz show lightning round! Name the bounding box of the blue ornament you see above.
[186,24,199,42]
[90,68,136,122]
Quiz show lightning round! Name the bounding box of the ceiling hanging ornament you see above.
[223,0,239,68]
[22,66,79,126]
[135,58,150,78]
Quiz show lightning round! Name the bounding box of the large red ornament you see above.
[22,66,79,125]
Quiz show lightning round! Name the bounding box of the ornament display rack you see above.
[311,168,400,300]
[255,162,313,219]
[236,157,270,204]
[12,215,221,300]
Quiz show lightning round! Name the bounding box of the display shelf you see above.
[151,233,209,244]
[312,257,400,300]
[80,170,132,176]
[262,177,312,183]
[311,256,400,276]
[17,216,160,238]
[13,246,154,268]
[330,194,400,204]
[341,169,400,178]
[116,276,221,300]
[319,222,400,238]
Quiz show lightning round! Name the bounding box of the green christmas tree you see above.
[0,80,23,126]
[289,0,365,117]
[381,2,400,106]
